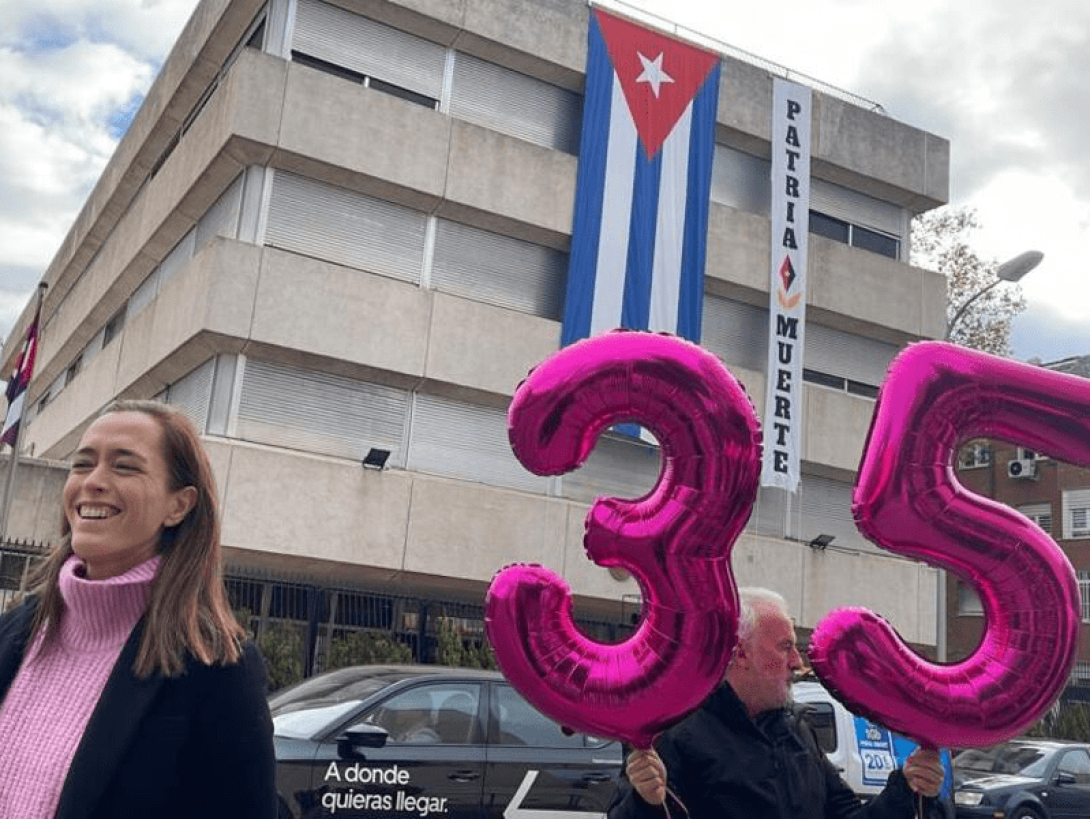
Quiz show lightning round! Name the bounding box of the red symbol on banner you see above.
[778,256,796,292]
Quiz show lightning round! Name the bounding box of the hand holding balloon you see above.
[485,331,762,748]
[810,341,1084,749]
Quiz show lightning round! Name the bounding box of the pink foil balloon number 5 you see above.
[810,342,1083,749]
[484,331,762,749]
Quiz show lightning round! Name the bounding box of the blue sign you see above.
[852,716,952,799]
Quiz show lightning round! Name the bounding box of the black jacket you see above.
[0,597,277,819]
[608,683,922,819]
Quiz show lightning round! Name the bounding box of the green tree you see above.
[435,617,497,670]
[257,622,306,691]
[911,206,1026,357]
[1026,702,1090,742]
[435,617,467,667]
[325,629,412,670]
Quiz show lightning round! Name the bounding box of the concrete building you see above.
[1,0,948,666]
[953,355,1090,699]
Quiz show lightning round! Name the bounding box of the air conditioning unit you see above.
[1007,458,1037,479]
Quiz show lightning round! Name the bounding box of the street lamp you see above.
[945,250,1044,340]
[937,249,1043,663]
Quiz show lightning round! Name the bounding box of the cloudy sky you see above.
[1,0,1087,363]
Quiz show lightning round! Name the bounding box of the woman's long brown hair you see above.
[26,400,244,677]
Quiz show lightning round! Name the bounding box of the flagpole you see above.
[0,282,48,546]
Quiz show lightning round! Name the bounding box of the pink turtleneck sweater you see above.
[0,554,159,818]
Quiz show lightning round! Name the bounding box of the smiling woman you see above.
[0,399,276,819]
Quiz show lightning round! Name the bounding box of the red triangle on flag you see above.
[595,9,720,159]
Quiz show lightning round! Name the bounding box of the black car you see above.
[953,739,1090,819]
[270,665,623,819]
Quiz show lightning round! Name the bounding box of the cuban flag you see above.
[560,8,721,347]
[1,301,41,448]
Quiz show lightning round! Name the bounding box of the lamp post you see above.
[945,250,1043,341]
[936,249,1043,662]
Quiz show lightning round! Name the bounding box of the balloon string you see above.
[916,792,924,819]
[663,787,689,819]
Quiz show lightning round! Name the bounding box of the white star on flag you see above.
[635,51,674,97]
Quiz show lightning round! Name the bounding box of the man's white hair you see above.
[737,587,790,642]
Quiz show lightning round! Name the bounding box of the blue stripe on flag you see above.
[676,65,720,340]
[621,145,662,331]
[560,15,612,347]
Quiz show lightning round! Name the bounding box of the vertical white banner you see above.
[761,79,811,492]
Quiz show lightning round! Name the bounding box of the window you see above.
[851,225,899,258]
[1018,503,1052,535]
[958,582,983,616]
[809,210,900,259]
[958,441,992,469]
[236,358,410,465]
[1063,489,1090,539]
[367,683,481,745]
[1058,749,1090,784]
[245,17,266,50]
[1074,662,1090,684]
[804,702,838,753]
[803,368,881,399]
[846,380,879,399]
[491,684,589,748]
[1016,447,1047,462]
[291,51,439,108]
[64,355,83,387]
[449,51,582,153]
[803,369,846,390]
[102,309,125,347]
[1080,571,1090,623]
[431,218,567,319]
[804,323,896,398]
[291,0,446,105]
[264,171,427,283]
[809,211,850,243]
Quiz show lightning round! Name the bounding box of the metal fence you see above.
[0,541,633,685]
[224,574,632,680]
[0,539,47,612]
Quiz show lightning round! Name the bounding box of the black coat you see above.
[608,683,922,819]
[0,597,277,819]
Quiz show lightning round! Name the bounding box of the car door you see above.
[1046,748,1090,819]
[482,683,622,819]
[308,681,487,819]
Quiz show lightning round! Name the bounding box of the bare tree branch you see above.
[912,206,1026,357]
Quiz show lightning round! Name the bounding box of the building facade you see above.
[953,355,1090,697]
[2,0,949,667]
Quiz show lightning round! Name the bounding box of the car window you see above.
[274,700,366,739]
[954,744,1051,778]
[804,703,837,753]
[364,683,482,745]
[491,685,588,748]
[269,669,406,714]
[1058,749,1090,784]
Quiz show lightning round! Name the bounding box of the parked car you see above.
[269,665,623,819]
[793,681,954,817]
[952,739,1090,819]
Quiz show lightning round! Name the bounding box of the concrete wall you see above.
[5,0,950,647]
[0,457,67,546]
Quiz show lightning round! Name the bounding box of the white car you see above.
[792,680,953,817]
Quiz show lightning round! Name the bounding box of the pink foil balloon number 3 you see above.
[484,331,762,749]
[810,342,1082,749]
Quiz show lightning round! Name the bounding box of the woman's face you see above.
[64,411,196,580]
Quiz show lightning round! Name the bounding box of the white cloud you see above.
[0,0,195,342]
[1,0,198,61]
